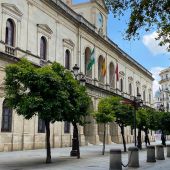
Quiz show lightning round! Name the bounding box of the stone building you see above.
[0,0,154,151]
[154,68,170,111]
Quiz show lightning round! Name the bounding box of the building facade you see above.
[0,0,154,152]
[154,68,170,111]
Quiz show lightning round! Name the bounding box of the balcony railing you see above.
[5,45,15,55]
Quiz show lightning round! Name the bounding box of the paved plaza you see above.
[0,142,170,170]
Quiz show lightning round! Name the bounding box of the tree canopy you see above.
[106,0,170,50]
[5,59,90,162]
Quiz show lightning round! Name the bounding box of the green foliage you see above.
[109,96,133,127]
[5,59,90,123]
[153,111,170,134]
[106,0,170,50]
[93,97,115,124]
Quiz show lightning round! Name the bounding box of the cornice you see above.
[41,0,154,81]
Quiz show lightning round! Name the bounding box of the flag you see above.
[101,59,106,76]
[87,48,95,71]
[115,63,119,81]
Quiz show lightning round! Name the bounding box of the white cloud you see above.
[150,67,165,96]
[142,32,169,56]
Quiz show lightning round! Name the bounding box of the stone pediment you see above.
[2,3,23,17]
[63,39,75,47]
[91,0,108,12]
[128,76,133,81]
[37,24,53,35]
[119,71,125,76]
[136,81,140,85]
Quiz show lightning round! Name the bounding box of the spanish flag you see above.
[101,59,106,76]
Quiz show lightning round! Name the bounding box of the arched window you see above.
[5,19,15,46]
[38,117,45,133]
[40,36,47,60]
[1,99,12,132]
[143,90,146,101]
[137,87,139,95]
[65,49,71,70]
[129,83,132,95]
[98,55,105,83]
[120,78,123,92]
[85,47,92,77]
[149,93,151,103]
[109,62,115,88]
[64,121,70,133]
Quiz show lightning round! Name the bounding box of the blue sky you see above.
[73,0,170,95]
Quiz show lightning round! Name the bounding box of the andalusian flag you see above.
[101,59,106,76]
[87,48,95,71]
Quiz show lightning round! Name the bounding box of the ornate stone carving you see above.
[37,24,53,38]
[2,3,23,20]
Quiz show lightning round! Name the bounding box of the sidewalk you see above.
[0,143,169,170]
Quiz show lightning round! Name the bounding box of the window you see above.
[64,121,70,133]
[65,49,71,70]
[38,117,45,133]
[5,19,15,46]
[98,55,105,83]
[85,47,92,77]
[129,83,132,95]
[149,93,151,103]
[120,78,123,92]
[109,62,115,88]
[1,99,12,132]
[40,36,47,60]
[143,90,146,101]
[137,87,139,95]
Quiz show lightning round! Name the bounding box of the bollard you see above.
[156,145,165,160]
[147,145,156,162]
[110,149,122,170]
[166,144,170,157]
[128,147,139,168]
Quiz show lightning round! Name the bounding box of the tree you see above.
[110,97,133,152]
[93,97,115,155]
[5,59,73,163]
[154,110,170,146]
[106,0,170,50]
[136,108,150,149]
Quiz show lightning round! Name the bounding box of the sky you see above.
[73,0,170,96]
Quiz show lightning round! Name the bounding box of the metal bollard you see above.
[147,145,156,162]
[156,145,165,160]
[128,147,139,168]
[110,149,122,170]
[166,144,170,157]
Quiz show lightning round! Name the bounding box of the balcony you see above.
[5,45,15,56]
[159,78,170,83]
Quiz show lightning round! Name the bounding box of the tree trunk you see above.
[137,128,142,150]
[120,125,126,152]
[144,129,150,147]
[161,130,166,146]
[102,123,106,155]
[45,120,51,163]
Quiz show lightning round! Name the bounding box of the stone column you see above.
[78,125,86,146]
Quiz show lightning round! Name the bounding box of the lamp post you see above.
[70,64,86,158]
[133,93,143,147]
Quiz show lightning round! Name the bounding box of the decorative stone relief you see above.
[1,3,23,21]
[37,24,53,39]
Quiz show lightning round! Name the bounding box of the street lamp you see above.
[70,64,86,158]
[133,93,143,147]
